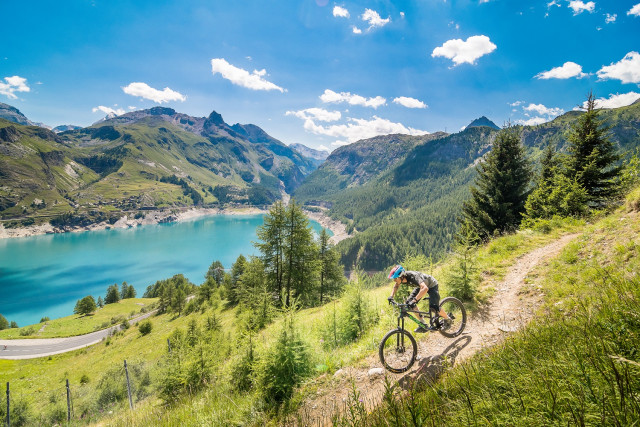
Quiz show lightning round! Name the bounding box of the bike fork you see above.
[397,317,405,348]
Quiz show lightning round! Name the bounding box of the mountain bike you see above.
[379,297,467,373]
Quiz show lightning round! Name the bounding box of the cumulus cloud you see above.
[320,89,386,108]
[605,13,617,23]
[318,144,330,152]
[587,92,640,109]
[122,82,186,103]
[393,97,428,109]
[333,5,349,18]
[596,52,640,84]
[210,58,285,92]
[352,26,362,34]
[302,115,428,143]
[0,75,30,99]
[285,108,341,122]
[568,1,595,15]
[92,106,126,116]
[361,9,390,29]
[524,103,564,117]
[518,117,548,126]
[627,3,640,16]
[431,35,497,66]
[535,61,588,79]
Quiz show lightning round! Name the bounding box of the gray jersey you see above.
[404,271,438,289]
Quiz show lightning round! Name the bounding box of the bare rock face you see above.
[367,367,385,377]
[0,125,20,143]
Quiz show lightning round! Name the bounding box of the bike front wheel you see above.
[379,329,417,373]
[438,296,467,338]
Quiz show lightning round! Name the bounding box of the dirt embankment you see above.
[293,233,579,425]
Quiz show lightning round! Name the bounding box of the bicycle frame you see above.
[393,302,438,332]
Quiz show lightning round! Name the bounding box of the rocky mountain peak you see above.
[466,116,500,130]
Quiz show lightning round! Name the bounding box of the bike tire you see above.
[438,296,467,338]
[379,329,418,373]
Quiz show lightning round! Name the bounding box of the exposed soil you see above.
[291,233,579,426]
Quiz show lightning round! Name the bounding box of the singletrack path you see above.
[294,233,579,425]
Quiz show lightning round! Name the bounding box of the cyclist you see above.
[387,265,451,333]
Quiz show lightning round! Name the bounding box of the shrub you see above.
[256,309,312,406]
[120,319,130,330]
[80,373,90,384]
[40,316,50,323]
[138,320,152,335]
[19,327,35,336]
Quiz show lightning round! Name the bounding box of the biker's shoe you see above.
[447,312,456,320]
[433,317,443,330]
[414,326,428,333]
[441,318,452,331]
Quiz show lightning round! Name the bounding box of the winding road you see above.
[0,310,157,360]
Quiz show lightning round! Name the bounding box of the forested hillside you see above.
[295,100,640,270]
[0,106,317,227]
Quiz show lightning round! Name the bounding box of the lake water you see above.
[0,215,328,327]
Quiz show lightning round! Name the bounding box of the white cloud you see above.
[627,3,640,16]
[210,58,285,92]
[393,96,428,109]
[535,61,588,79]
[128,106,137,110]
[303,115,428,143]
[587,92,640,109]
[431,35,497,66]
[352,26,362,34]
[285,108,341,122]
[524,103,564,117]
[122,82,186,103]
[400,12,405,18]
[596,51,640,84]
[361,9,390,29]
[318,144,330,152]
[509,100,525,107]
[547,0,561,7]
[605,13,617,23]
[568,1,595,15]
[92,106,126,116]
[333,5,349,18]
[0,75,30,99]
[320,89,386,108]
[517,117,548,126]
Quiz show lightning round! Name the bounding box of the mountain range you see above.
[2,99,639,268]
[294,100,640,269]
[0,105,317,226]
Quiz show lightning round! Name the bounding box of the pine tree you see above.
[0,313,8,330]
[105,284,120,304]
[282,200,318,307]
[205,260,225,285]
[255,201,286,303]
[97,296,104,308]
[318,228,345,305]
[462,125,532,239]
[566,92,621,207]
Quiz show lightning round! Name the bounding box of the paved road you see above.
[0,310,157,360]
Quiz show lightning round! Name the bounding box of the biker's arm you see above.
[414,281,429,301]
[389,281,400,299]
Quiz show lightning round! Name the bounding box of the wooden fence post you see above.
[66,379,71,422]
[124,360,133,410]
[6,382,9,427]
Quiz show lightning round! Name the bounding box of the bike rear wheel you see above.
[438,296,467,338]
[379,329,417,373]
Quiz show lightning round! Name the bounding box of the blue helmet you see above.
[388,265,405,279]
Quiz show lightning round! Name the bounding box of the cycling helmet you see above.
[388,265,405,279]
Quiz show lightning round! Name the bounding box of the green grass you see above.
[0,210,616,426]
[0,298,157,339]
[330,208,640,426]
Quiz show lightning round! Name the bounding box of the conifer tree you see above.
[97,296,104,308]
[205,260,225,285]
[462,125,532,239]
[105,284,120,304]
[282,200,317,307]
[255,201,286,302]
[566,91,621,207]
[318,228,345,305]
[0,313,8,330]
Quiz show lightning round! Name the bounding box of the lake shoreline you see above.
[0,205,351,244]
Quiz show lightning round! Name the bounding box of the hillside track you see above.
[0,309,158,360]
[292,233,580,426]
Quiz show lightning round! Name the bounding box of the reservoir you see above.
[0,214,328,327]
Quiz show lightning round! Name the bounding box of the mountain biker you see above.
[387,265,451,333]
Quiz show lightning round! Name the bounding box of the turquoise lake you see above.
[0,214,327,327]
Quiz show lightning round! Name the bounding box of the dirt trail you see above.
[293,233,579,425]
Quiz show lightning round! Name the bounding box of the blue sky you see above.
[1,0,639,151]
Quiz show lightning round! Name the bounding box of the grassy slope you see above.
[0,298,156,339]
[0,202,633,426]
[336,197,640,425]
